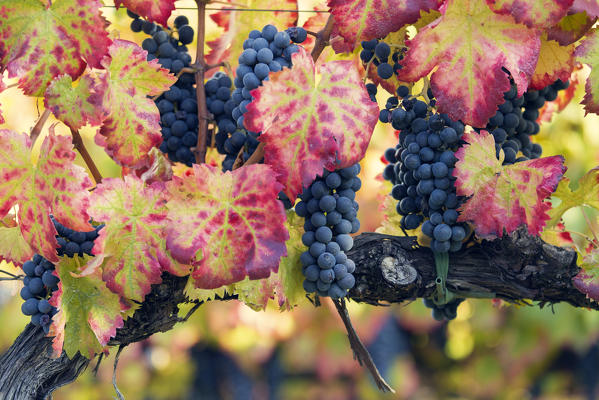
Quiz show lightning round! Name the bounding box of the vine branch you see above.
[70,128,103,185]
[311,14,335,62]
[30,109,51,144]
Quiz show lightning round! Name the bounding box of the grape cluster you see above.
[481,79,569,164]
[217,24,307,171]
[21,255,59,334]
[381,87,470,253]
[20,218,103,333]
[423,298,464,321]
[359,39,405,81]
[52,216,104,258]
[294,164,361,299]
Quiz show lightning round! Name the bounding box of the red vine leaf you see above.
[44,74,105,130]
[244,48,378,201]
[575,28,599,115]
[327,0,442,52]
[206,0,298,73]
[573,269,599,302]
[397,0,540,127]
[486,0,573,28]
[49,256,124,358]
[95,40,177,168]
[0,129,93,263]
[454,130,566,239]
[572,0,599,17]
[0,75,5,124]
[530,36,575,90]
[87,176,189,302]
[166,164,288,289]
[114,0,176,26]
[0,0,110,96]
[547,10,596,46]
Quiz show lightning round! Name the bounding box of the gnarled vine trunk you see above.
[0,230,588,399]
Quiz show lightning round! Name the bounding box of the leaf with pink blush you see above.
[397,0,541,127]
[44,74,105,130]
[95,40,176,168]
[49,256,124,359]
[87,176,189,302]
[572,0,599,17]
[454,130,566,239]
[0,129,93,263]
[244,48,378,201]
[327,0,442,52]
[114,0,176,26]
[166,164,289,289]
[486,0,573,28]
[573,268,599,302]
[0,0,110,96]
[547,11,596,46]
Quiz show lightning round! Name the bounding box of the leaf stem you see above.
[311,14,335,62]
[332,298,395,393]
[193,0,209,165]
[240,142,265,167]
[112,345,125,400]
[70,128,103,185]
[30,109,51,145]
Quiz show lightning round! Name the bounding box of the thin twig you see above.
[70,128,103,185]
[177,302,202,322]
[30,109,51,144]
[332,298,395,393]
[4,82,18,90]
[92,353,104,377]
[193,0,209,165]
[0,269,20,278]
[112,345,126,400]
[311,14,335,62]
[239,142,265,168]
[232,146,245,170]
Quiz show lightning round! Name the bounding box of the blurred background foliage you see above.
[1,1,599,399]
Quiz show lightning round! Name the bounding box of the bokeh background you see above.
[1,1,599,399]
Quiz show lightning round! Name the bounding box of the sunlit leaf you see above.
[327,0,441,52]
[0,129,93,263]
[486,0,573,28]
[115,0,176,26]
[95,40,176,168]
[0,0,110,96]
[87,176,189,302]
[44,74,105,130]
[49,256,124,358]
[0,213,32,267]
[530,36,575,90]
[454,130,566,239]
[244,48,378,201]
[397,0,540,127]
[166,164,288,289]
[548,167,599,227]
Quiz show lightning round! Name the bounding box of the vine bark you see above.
[0,229,589,399]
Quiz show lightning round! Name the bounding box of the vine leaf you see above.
[0,214,32,266]
[114,0,176,26]
[486,0,573,28]
[538,66,581,122]
[49,256,124,359]
[327,0,441,52]
[166,164,289,289]
[547,10,596,46]
[454,130,566,239]
[530,36,575,90]
[547,167,599,227]
[206,0,298,74]
[95,40,177,169]
[572,0,599,17]
[0,75,5,124]
[87,176,189,302]
[0,0,110,96]
[244,48,378,201]
[575,29,599,115]
[573,267,599,302]
[397,0,540,127]
[44,74,105,130]
[0,129,93,263]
